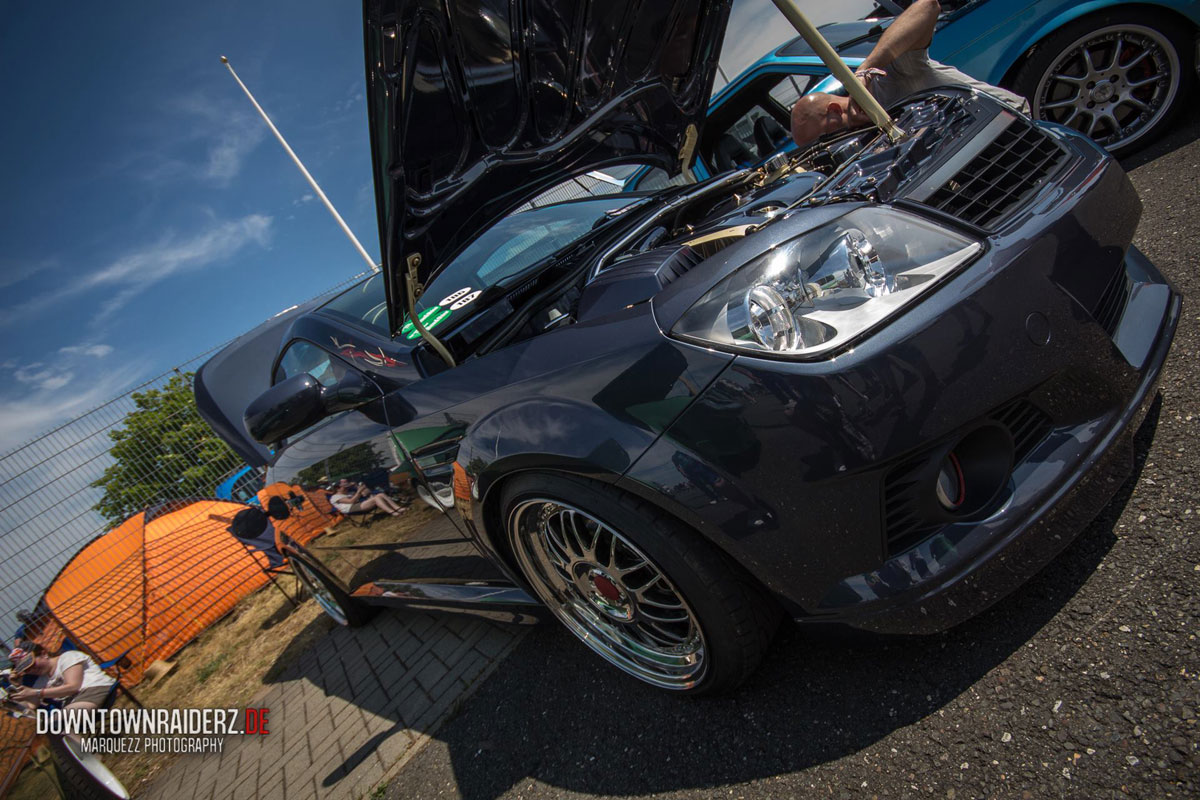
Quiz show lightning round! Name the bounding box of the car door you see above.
[266,339,513,608]
[929,0,1043,84]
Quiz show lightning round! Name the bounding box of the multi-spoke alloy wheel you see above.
[1016,14,1190,156]
[291,557,375,627]
[294,559,348,625]
[509,498,707,690]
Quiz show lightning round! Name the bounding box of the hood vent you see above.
[577,245,705,322]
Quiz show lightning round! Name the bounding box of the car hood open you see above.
[363,0,733,335]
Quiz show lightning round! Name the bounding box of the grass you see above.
[8,507,435,797]
[194,653,227,684]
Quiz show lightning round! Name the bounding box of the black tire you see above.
[1011,9,1194,157]
[289,556,377,627]
[49,735,129,800]
[501,473,781,695]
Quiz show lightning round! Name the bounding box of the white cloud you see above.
[201,120,267,185]
[170,92,267,186]
[58,344,113,358]
[0,257,57,291]
[0,356,145,452]
[333,80,365,115]
[114,92,267,188]
[0,214,273,329]
[13,363,73,391]
[86,214,272,288]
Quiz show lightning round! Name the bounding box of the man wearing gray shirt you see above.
[790,0,1028,148]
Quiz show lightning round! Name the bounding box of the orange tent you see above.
[42,500,272,685]
[256,482,340,548]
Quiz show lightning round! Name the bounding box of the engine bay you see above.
[436,90,1012,366]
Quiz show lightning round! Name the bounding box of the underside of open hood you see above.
[364,0,733,335]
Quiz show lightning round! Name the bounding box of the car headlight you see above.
[672,207,982,358]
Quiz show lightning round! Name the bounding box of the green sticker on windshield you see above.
[402,305,453,340]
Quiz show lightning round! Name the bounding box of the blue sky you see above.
[0,0,873,453]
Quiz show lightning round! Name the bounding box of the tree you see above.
[295,442,388,488]
[90,372,243,525]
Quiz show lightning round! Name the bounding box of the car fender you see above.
[463,395,684,510]
[946,0,1200,86]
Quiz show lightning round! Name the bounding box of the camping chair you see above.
[97,650,137,709]
[342,504,389,528]
[211,511,302,608]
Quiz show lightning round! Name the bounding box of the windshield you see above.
[322,195,633,337]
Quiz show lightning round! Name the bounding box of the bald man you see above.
[790,0,1028,148]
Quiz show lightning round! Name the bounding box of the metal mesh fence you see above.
[0,269,372,651]
[0,172,625,656]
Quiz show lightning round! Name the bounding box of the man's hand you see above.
[849,67,888,117]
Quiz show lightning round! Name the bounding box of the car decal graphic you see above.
[329,336,403,368]
[449,290,480,310]
[439,287,474,306]
[401,305,453,340]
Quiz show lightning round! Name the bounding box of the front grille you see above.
[925,120,1067,229]
[1091,267,1131,337]
[882,399,1055,556]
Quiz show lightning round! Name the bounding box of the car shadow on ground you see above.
[385,397,1163,800]
[249,399,1160,799]
[1119,104,1200,172]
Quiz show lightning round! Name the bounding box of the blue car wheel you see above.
[1013,9,1193,156]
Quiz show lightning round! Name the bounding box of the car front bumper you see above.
[621,127,1180,634]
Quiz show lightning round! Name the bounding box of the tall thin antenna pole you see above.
[220,56,380,274]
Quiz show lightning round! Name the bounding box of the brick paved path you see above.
[140,611,524,800]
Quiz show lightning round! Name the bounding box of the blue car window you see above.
[768,74,813,109]
[231,469,263,502]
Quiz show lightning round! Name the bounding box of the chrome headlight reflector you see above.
[672,207,982,358]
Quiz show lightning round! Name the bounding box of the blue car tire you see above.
[1012,8,1194,156]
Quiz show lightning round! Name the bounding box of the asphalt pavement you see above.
[381,110,1200,800]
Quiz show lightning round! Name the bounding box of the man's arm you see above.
[859,0,941,71]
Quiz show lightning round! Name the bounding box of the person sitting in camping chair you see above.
[329,478,405,519]
[10,644,116,712]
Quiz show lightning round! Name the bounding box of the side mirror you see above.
[245,374,325,444]
[245,371,383,445]
[321,368,380,413]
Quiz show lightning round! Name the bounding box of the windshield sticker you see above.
[401,305,454,340]
[449,290,480,310]
[330,336,403,368]
[439,287,474,306]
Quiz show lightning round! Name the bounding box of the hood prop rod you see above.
[220,56,381,275]
[404,254,456,368]
[768,0,905,143]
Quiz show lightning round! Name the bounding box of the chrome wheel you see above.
[1033,24,1180,152]
[293,560,348,626]
[509,499,706,690]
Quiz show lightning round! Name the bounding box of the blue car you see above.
[626,0,1198,190]
[214,464,264,506]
